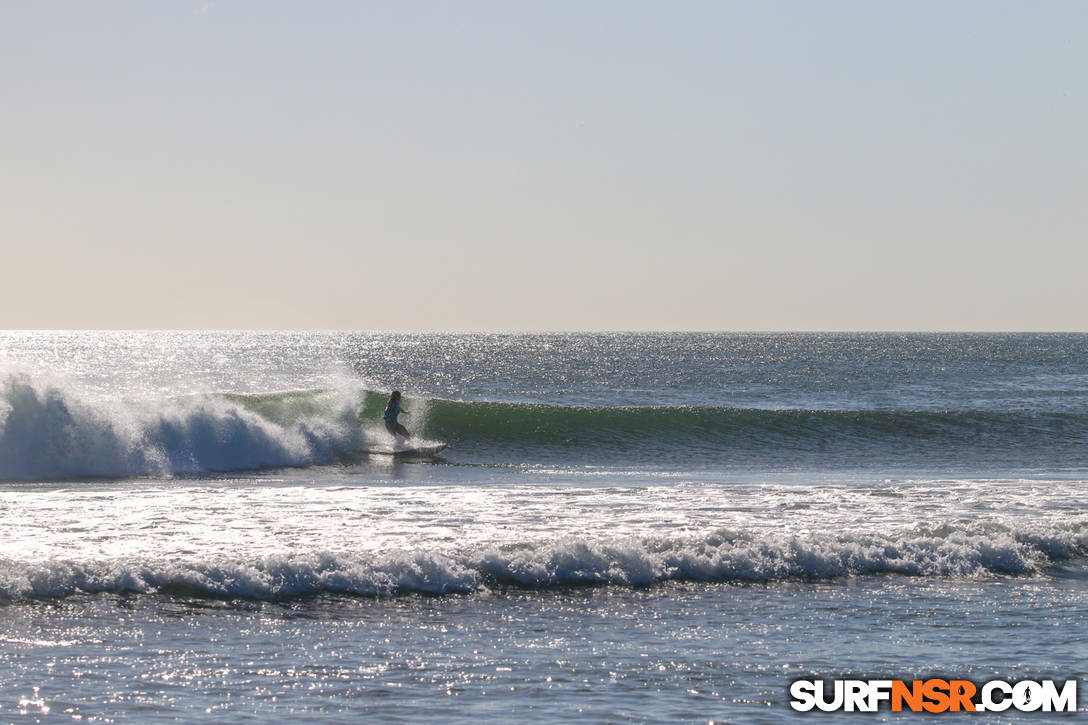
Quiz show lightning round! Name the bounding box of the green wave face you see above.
[226,389,1088,468]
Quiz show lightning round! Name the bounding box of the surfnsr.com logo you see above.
[789,678,1078,713]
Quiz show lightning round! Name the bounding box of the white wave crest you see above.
[2,523,1083,602]
[0,372,367,480]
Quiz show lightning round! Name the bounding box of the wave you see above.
[0,374,373,480]
[3,372,1087,480]
[421,398,1087,448]
[2,521,1085,602]
[414,397,1088,470]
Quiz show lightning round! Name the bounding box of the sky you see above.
[2,1,1085,331]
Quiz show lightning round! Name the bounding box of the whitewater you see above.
[1,332,1086,722]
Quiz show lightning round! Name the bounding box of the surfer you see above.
[383,390,411,440]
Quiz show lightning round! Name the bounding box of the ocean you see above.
[1,331,1085,722]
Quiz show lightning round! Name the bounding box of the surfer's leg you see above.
[396,423,411,439]
[384,420,397,437]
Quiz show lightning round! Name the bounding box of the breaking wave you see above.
[0,373,370,480]
[3,370,1087,480]
[2,520,1085,602]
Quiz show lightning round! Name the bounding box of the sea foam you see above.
[2,521,1083,602]
[0,372,367,480]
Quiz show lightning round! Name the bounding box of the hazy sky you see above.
[3,1,1085,330]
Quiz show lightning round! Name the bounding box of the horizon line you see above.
[2,328,1085,335]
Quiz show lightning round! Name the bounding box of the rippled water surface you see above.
[1,332,1086,721]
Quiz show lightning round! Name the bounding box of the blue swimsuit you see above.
[383,400,402,425]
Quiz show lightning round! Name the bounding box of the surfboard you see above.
[368,443,448,457]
